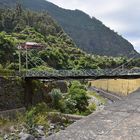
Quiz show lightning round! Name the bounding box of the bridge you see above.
[1,68,140,80]
[3,45,137,80]
[24,68,140,80]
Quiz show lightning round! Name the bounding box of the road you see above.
[47,90,140,140]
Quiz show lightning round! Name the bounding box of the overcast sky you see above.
[48,0,140,52]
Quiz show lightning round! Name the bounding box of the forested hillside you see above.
[0,0,139,57]
[0,5,130,71]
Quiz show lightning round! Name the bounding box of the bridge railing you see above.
[1,68,140,78]
[22,68,140,78]
[23,69,101,77]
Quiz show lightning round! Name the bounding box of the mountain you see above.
[0,6,128,70]
[0,0,139,57]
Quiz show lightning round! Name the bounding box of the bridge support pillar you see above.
[24,78,33,107]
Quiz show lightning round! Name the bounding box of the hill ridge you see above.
[0,0,139,57]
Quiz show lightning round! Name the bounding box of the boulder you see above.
[19,132,35,140]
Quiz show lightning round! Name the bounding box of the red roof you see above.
[19,42,43,50]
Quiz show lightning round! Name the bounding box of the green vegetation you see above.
[0,103,73,138]
[67,81,88,113]
[87,91,107,105]
[48,81,102,116]
[0,1,138,138]
[0,0,138,57]
[0,29,133,71]
[0,79,107,138]
[49,89,63,110]
[0,6,134,71]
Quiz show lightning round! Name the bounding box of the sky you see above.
[48,0,140,52]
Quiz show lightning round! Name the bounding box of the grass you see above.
[90,79,140,96]
[87,91,107,105]
[0,103,74,138]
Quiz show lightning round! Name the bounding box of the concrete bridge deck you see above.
[47,90,140,140]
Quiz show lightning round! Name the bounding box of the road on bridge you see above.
[47,90,140,140]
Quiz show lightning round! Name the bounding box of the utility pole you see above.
[26,46,28,73]
[18,45,21,73]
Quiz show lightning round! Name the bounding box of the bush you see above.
[51,81,90,114]
[17,103,50,135]
[88,103,97,112]
[0,117,9,126]
[49,89,63,110]
[45,81,95,116]
[7,63,19,70]
[68,81,89,113]
[63,98,77,114]
[34,114,49,127]
[25,109,36,134]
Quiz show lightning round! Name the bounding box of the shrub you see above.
[63,98,77,114]
[34,114,49,127]
[25,109,36,133]
[24,103,49,134]
[7,63,19,70]
[30,102,50,114]
[68,81,89,113]
[88,103,97,112]
[49,89,63,110]
[0,117,9,126]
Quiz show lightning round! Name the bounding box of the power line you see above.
[109,53,139,75]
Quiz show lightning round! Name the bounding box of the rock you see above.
[19,132,35,140]
[4,134,8,139]
[48,131,53,136]
[40,136,47,140]
[49,124,55,130]
[38,125,44,130]
[60,125,65,130]
[35,126,45,136]
[36,129,45,136]
[9,126,15,132]
[11,133,16,136]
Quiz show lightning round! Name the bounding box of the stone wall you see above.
[0,78,68,111]
[0,77,24,111]
[0,108,26,119]
[31,80,68,105]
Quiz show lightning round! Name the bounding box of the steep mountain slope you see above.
[0,7,90,70]
[0,0,139,57]
[1,5,135,72]
[0,6,128,70]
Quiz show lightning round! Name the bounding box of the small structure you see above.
[20,42,44,50]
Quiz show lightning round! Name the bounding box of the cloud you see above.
[48,0,140,52]
[130,39,140,52]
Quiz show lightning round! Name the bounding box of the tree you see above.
[68,81,88,112]
[0,32,16,66]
